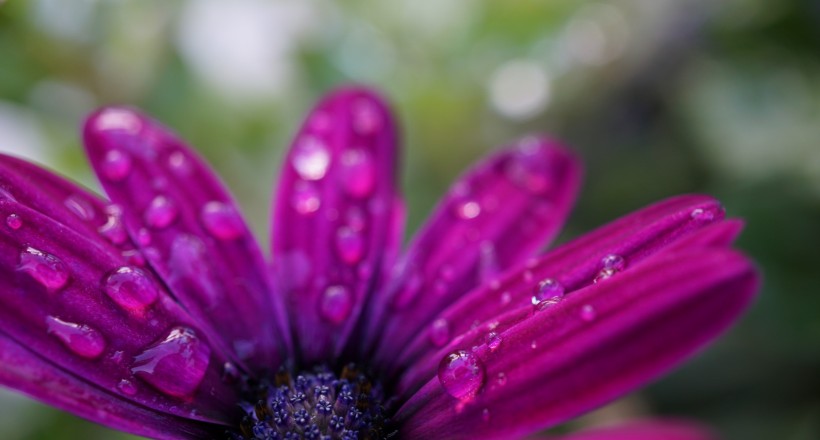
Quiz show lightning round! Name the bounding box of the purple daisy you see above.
[0,87,758,439]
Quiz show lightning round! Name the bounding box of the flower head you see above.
[0,87,758,439]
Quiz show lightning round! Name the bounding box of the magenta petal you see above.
[556,419,717,440]
[271,87,402,363]
[368,138,581,368]
[396,249,758,439]
[82,107,289,372]
[0,179,238,423]
[0,332,217,439]
[395,195,732,389]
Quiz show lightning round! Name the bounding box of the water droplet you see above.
[505,138,554,194]
[531,340,537,349]
[601,254,626,271]
[339,149,376,198]
[18,247,70,292]
[144,195,177,229]
[200,201,244,240]
[222,362,240,384]
[531,278,564,310]
[46,316,106,359]
[581,304,596,321]
[335,226,365,264]
[292,136,330,181]
[64,195,95,221]
[98,206,127,244]
[137,228,152,246]
[594,268,616,283]
[6,214,22,230]
[500,291,512,305]
[167,151,192,176]
[438,350,486,400]
[131,327,210,398]
[496,372,507,386]
[429,318,450,347]
[117,379,137,395]
[486,332,502,351]
[94,108,142,134]
[319,285,353,325]
[453,199,481,220]
[351,98,382,135]
[103,266,159,312]
[101,150,133,182]
[479,241,500,284]
[292,181,321,215]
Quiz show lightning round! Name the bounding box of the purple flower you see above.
[0,87,758,439]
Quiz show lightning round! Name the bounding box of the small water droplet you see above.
[438,350,486,400]
[335,226,365,264]
[352,98,382,135]
[167,151,192,176]
[98,206,127,244]
[531,278,564,310]
[581,304,596,322]
[479,241,499,284]
[6,214,22,230]
[505,137,554,194]
[18,247,70,292]
[137,228,151,246]
[594,268,616,283]
[453,199,481,220]
[101,150,133,182]
[117,379,138,395]
[200,201,244,240]
[601,254,626,271]
[64,195,95,221]
[500,291,512,305]
[496,372,507,386]
[319,285,353,325]
[222,362,240,384]
[94,108,142,133]
[339,149,376,198]
[429,318,450,347]
[690,206,720,221]
[131,327,210,398]
[292,136,331,181]
[46,316,106,359]
[144,195,177,229]
[292,181,321,215]
[531,340,537,349]
[103,266,159,312]
[486,332,502,351]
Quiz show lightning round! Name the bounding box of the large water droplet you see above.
[352,98,382,135]
[339,149,376,198]
[438,350,486,400]
[292,136,331,181]
[429,318,450,347]
[292,181,321,215]
[531,278,564,310]
[200,201,244,240]
[335,226,365,264]
[505,138,553,194]
[131,327,210,398]
[601,254,626,271]
[64,195,95,221]
[101,149,133,182]
[46,316,106,359]
[6,214,22,230]
[18,247,70,292]
[319,285,353,325]
[103,266,159,312]
[144,195,177,229]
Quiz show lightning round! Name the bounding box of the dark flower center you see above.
[230,364,393,440]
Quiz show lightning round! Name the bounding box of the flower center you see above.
[230,364,391,439]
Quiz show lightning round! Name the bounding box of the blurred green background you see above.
[0,0,818,439]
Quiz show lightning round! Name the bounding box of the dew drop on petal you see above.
[352,98,382,135]
[95,108,141,133]
[505,138,553,194]
[103,266,159,312]
[292,181,321,215]
[292,136,330,181]
[131,327,210,398]
[144,195,178,229]
[453,199,481,220]
[167,151,192,176]
[500,291,512,305]
[101,149,133,182]
[581,304,596,322]
[496,372,507,386]
[117,379,138,396]
[64,195,95,221]
[137,228,152,246]
[18,247,70,292]
[319,285,353,325]
[6,214,22,230]
[429,318,450,347]
[438,350,486,400]
[691,207,719,221]
[531,278,564,310]
[594,268,616,284]
[601,254,626,271]
[335,226,365,264]
[222,362,240,384]
[486,332,502,351]
[46,316,106,359]
[98,207,127,244]
[200,201,244,240]
[339,149,376,198]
